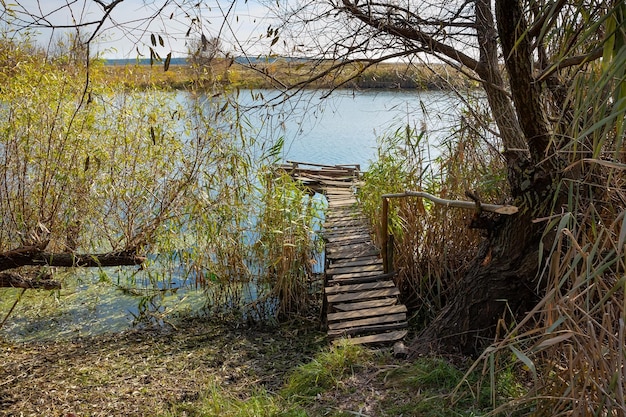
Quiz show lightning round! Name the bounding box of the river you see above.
[238,88,460,169]
[0,88,462,342]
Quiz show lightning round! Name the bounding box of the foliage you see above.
[0,34,321,324]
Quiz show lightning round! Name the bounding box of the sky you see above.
[4,0,276,58]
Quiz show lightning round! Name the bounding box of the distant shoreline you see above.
[96,58,473,91]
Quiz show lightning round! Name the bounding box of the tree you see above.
[262,0,626,354]
[0,1,212,287]
[188,34,223,68]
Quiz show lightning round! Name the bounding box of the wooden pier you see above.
[277,161,408,345]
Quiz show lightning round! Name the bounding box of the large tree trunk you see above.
[415,212,544,354]
[413,0,559,355]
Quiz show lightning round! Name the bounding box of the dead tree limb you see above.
[0,248,146,272]
[0,272,61,289]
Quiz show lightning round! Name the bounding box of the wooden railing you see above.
[380,191,519,273]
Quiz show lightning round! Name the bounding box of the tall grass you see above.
[359,95,508,327]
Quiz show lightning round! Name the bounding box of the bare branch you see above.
[537,47,604,81]
[340,0,482,71]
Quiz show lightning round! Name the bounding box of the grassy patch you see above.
[2,322,530,416]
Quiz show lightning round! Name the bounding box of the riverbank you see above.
[95,58,474,91]
[1,318,503,416]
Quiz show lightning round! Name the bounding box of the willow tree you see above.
[257,0,626,354]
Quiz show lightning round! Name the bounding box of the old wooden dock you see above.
[277,161,408,345]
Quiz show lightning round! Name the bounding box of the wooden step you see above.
[328,275,391,286]
[325,234,371,244]
[328,322,408,338]
[328,256,381,268]
[325,280,395,294]
[327,287,399,303]
[326,263,383,275]
[326,248,379,259]
[333,298,397,311]
[330,270,388,280]
[327,304,407,322]
[328,312,407,331]
[333,330,408,345]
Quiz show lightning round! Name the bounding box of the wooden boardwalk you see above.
[278,161,408,345]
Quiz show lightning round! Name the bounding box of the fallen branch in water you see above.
[0,247,146,272]
[0,271,61,289]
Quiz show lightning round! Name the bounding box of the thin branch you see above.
[340,0,482,72]
[537,48,604,81]
[382,191,519,215]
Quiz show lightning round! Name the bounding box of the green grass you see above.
[159,344,527,417]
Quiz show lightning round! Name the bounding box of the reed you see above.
[359,96,508,327]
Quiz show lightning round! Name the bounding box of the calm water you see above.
[238,89,460,169]
[0,89,462,342]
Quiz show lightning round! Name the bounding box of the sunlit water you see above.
[0,89,462,343]
[238,89,460,169]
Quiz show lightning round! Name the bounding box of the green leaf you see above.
[509,345,537,383]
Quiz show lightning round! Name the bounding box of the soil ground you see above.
[1,318,484,417]
[1,318,326,416]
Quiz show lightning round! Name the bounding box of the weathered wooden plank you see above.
[326,249,380,260]
[326,287,400,304]
[325,207,359,214]
[325,235,371,245]
[319,180,357,188]
[333,330,408,345]
[323,227,370,237]
[333,298,397,311]
[328,197,357,207]
[326,287,400,303]
[329,256,381,267]
[326,249,379,259]
[326,242,376,253]
[328,276,389,286]
[325,189,355,195]
[330,270,387,280]
[329,313,406,330]
[328,304,407,321]
[328,321,408,337]
[326,263,383,275]
[323,217,365,225]
[324,216,363,224]
[300,173,355,182]
[325,280,395,294]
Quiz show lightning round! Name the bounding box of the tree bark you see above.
[415,212,543,355]
[412,0,561,355]
[495,0,552,163]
